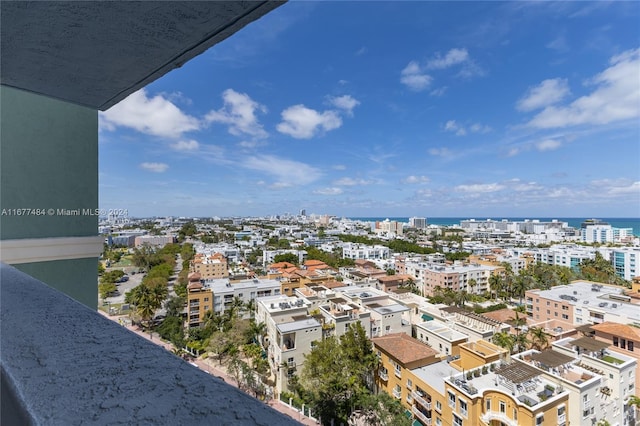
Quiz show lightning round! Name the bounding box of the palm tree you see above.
[492,332,515,354]
[468,278,477,295]
[528,326,550,351]
[489,274,503,302]
[456,290,469,308]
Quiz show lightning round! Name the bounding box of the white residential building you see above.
[341,242,390,261]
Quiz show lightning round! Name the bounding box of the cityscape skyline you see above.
[99,2,640,218]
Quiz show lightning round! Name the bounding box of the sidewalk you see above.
[99,311,318,425]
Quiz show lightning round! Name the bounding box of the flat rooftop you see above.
[276,318,321,333]
[528,281,640,321]
[417,321,467,342]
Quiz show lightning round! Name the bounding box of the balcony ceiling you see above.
[0,1,285,110]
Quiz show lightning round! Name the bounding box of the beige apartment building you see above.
[191,252,229,280]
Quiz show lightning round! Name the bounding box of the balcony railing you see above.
[412,406,432,425]
[412,391,431,409]
[393,388,402,399]
[0,263,300,426]
[558,413,566,424]
[379,370,389,381]
[480,411,518,426]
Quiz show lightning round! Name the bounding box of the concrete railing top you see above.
[0,263,300,425]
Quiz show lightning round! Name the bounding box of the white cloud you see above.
[517,78,571,112]
[100,89,200,139]
[329,95,361,116]
[242,155,321,186]
[400,61,432,91]
[535,139,562,151]
[428,147,452,157]
[205,89,268,138]
[139,162,169,173]
[455,183,505,193]
[430,87,448,97]
[470,123,492,133]
[276,105,342,139]
[402,175,430,184]
[527,48,640,128]
[333,177,373,186]
[314,187,344,195]
[333,164,347,170]
[426,48,469,69]
[355,47,367,56]
[170,139,199,151]
[444,120,467,136]
[547,35,569,52]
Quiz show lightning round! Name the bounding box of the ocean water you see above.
[348,217,640,236]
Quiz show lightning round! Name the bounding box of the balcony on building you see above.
[0,2,291,424]
[0,263,300,425]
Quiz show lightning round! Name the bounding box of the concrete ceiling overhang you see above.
[0,1,285,111]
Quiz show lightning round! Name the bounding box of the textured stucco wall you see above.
[0,263,301,426]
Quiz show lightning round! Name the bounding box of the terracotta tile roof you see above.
[268,262,296,270]
[591,322,640,342]
[482,308,517,323]
[323,280,346,289]
[372,333,438,366]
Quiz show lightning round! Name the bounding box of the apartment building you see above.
[134,235,176,247]
[338,286,411,337]
[611,247,640,281]
[342,242,391,261]
[405,261,495,297]
[468,252,530,275]
[415,320,468,357]
[186,273,213,328]
[409,217,427,229]
[549,336,637,425]
[255,295,319,395]
[509,244,604,270]
[525,281,640,325]
[582,224,634,243]
[190,252,229,280]
[374,219,404,237]
[317,296,372,339]
[374,334,574,426]
[441,307,511,343]
[589,322,640,394]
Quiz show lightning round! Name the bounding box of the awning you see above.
[404,409,412,418]
[421,314,434,321]
[412,420,423,426]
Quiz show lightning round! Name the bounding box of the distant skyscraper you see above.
[300,209,306,217]
[409,217,427,229]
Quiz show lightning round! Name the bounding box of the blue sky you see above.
[99,1,640,219]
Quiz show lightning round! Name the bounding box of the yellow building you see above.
[191,253,228,280]
[186,272,212,328]
[373,335,570,426]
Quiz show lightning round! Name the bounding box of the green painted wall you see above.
[15,258,98,308]
[1,86,99,307]
[0,86,98,239]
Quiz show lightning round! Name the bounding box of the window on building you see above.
[513,408,517,421]
[407,378,413,389]
[459,399,467,417]
[536,414,544,425]
[436,418,442,426]
[394,363,402,377]
[435,401,442,412]
[485,399,491,411]
[628,341,634,351]
[453,414,463,426]
[448,392,456,409]
[204,297,209,302]
[614,336,619,346]
[621,339,626,349]
[499,401,505,413]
